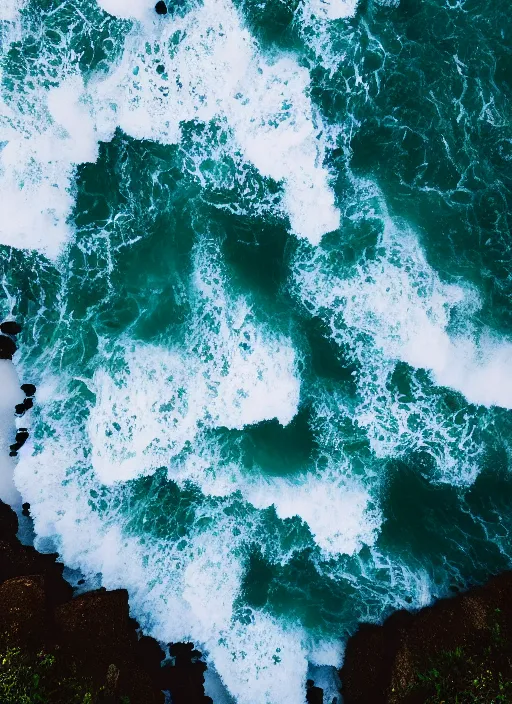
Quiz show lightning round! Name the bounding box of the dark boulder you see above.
[21,383,36,397]
[0,321,22,336]
[0,334,16,360]
[163,642,213,704]
[155,0,168,14]
[306,679,324,704]
[55,589,164,703]
[0,499,19,538]
[0,499,215,703]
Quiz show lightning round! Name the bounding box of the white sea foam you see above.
[90,0,340,243]
[293,205,512,420]
[96,0,155,20]
[0,0,340,256]
[0,0,26,22]
[245,475,380,557]
[304,0,358,21]
[0,75,108,257]
[88,242,300,484]
[15,424,318,704]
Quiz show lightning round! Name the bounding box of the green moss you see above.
[0,647,129,704]
[406,610,512,703]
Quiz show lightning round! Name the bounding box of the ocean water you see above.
[0,0,511,701]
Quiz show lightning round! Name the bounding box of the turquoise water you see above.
[1,0,511,700]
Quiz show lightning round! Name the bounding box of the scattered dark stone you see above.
[9,451,17,457]
[155,0,168,14]
[21,502,30,517]
[13,429,29,450]
[0,334,16,360]
[15,403,26,416]
[21,383,36,397]
[0,321,22,336]
[77,578,85,585]
[306,679,324,704]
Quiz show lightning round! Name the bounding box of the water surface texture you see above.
[1,0,511,701]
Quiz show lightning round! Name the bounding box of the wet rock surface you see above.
[0,500,213,704]
[340,572,512,704]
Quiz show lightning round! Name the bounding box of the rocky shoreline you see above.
[3,491,512,704]
[0,499,213,704]
[340,571,512,703]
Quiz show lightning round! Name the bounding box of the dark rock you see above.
[21,502,30,517]
[137,634,166,678]
[21,383,36,397]
[23,397,33,411]
[0,576,47,649]
[0,321,22,336]
[55,590,164,703]
[15,403,25,416]
[0,502,72,607]
[0,499,19,538]
[0,334,16,360]
[164,642,213,704]
[306,678,324,704]
[15,429,29,447]
[155,0,168,14]
[340,572,512,704]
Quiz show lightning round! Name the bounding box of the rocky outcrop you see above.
[0,500,213,704]
[340,573,512,703]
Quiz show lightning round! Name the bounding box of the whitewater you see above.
[1,0,511,701]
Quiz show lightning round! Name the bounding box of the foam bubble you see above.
[96,0,155,20]
[305,0,359,21]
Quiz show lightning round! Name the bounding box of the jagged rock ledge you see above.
[340,571,512,703]
[0,499,213,704]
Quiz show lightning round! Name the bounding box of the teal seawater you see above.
[0,0,511,701]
